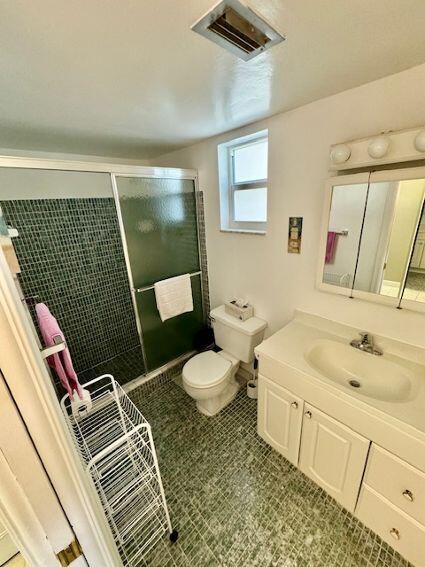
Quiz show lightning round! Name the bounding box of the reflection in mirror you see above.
[403,207,425,302]
[322,183,368,288]
[353,179,425,297]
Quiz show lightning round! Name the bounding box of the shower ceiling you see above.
[1,0,425,159]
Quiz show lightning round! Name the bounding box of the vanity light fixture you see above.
[330,125,425,170]
[330,144,351,164]
[367,135,391,159]
[414,129,425,153]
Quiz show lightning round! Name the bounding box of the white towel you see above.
[154,274,194,322]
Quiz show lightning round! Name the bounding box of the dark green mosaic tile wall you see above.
[2,198,145,384]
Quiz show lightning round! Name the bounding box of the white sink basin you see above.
[306,339,415,402]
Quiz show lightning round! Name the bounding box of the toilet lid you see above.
[183,351,231,388]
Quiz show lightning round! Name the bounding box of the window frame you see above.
[218,130,268,234]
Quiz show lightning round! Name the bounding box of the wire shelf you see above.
[61,374,175,566]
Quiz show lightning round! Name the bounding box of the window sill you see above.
[220,229,266,235]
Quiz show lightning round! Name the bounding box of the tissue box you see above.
[224,300,254,321]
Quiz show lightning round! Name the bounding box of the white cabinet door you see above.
[299,403,370,512]
[257,375,303,466]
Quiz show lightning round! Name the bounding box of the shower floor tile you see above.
[131,379,410,567]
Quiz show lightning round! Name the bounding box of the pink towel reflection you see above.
[325,232,337,264]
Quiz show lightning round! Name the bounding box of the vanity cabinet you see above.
[255,312,425,566]
[257,375,303,466]
[299,404,370,512]
[257,370,425,566]
[257,376,369,511]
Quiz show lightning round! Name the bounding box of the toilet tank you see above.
[210,305,267,363]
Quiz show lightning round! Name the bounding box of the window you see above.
[218,130,268,233]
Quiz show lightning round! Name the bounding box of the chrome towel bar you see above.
[135,271,202,293]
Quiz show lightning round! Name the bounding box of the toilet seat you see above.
[183,351,231,389]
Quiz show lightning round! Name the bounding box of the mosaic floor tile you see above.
[130,379,411,567]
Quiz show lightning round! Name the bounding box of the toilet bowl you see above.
[182,305,267,416]
[182,350,239,416]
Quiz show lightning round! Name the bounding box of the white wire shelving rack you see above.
[61,374,177,566]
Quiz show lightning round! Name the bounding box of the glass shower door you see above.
[114,175,204,371]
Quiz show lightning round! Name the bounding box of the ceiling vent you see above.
[191,0,285,61]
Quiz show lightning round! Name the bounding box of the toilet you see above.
[182,305,267,416]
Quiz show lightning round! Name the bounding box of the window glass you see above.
[234,188,267,222]
[233,139,268,184]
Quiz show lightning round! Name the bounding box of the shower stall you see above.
[0,163,207,389]
[0,157,210,566]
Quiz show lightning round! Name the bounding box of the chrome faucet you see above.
[350,332,383,356]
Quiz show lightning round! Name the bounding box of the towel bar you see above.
[135,271,202,293]
[40,336,66,359]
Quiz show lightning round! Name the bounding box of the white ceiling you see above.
[1,0,425,159]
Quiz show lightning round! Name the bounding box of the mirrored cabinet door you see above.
[318,168,425,312]
[321,177,369,290]
[402,206,425,304]
[353,179,424,298]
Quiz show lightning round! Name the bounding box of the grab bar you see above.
[135,271,201,293]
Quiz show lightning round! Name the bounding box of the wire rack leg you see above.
[146,425,175,538]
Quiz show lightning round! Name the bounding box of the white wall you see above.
[0,146,150,166]
[0,147,149,199]
[152,63,425,347]
[0,169,113,200]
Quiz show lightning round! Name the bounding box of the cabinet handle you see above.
[390,528,400,541]
[291,401,298,409]
[304,411,312,419]
[402,489,414,502]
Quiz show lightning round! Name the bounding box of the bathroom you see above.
[1,1,425,566]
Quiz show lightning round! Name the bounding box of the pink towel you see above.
[35,303,83,400]
[325,232,337,264]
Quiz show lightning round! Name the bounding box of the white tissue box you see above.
[224,300,254,321]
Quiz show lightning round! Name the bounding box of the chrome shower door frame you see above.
[110,171,204,376]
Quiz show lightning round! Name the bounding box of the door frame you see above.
[0,249,120,566]
[0,446,61,566]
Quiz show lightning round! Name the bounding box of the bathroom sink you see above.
[305,339,414,402]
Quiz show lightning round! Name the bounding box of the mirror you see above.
[320,170,425,309]
[404,206,425,302]
[322,182,368,289]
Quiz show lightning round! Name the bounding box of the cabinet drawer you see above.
[364,444,425,526]
[357,485,425,567]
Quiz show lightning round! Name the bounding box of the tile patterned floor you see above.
[381,274,425,302]
[130,379,411,567]
[405,272,425,292]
